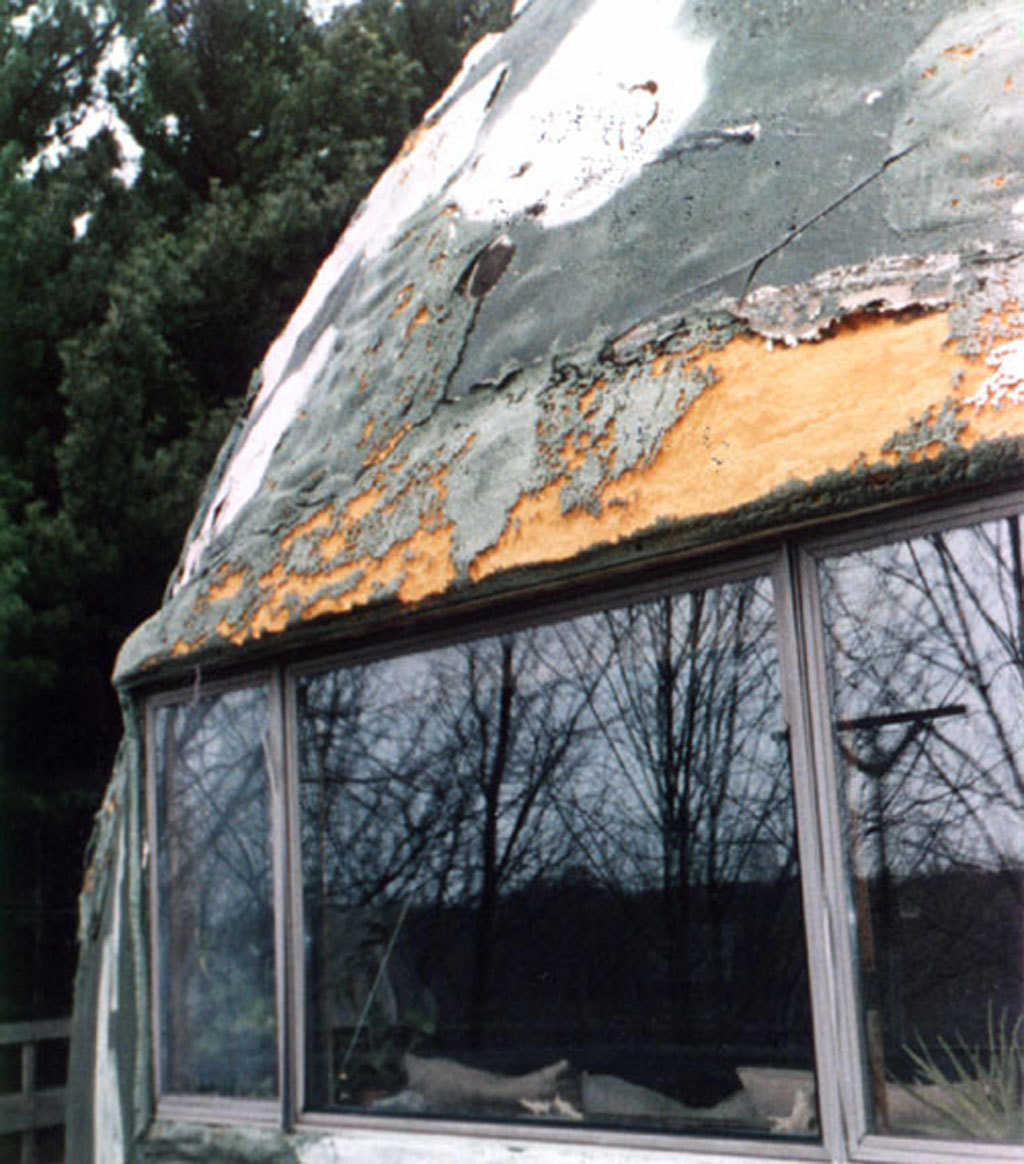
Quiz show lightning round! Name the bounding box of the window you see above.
[296,574,816,1136]
[814,511,1024,1144]
[149,683,278,1103]
[145,494,1024,1160]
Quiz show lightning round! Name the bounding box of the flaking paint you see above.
[166,299,1024,657]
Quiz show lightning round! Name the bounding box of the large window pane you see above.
[819,514,1024,1142]
[154,685,277,1097]
[298,578,817,1137]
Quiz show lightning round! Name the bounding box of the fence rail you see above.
[0,1018,70,1164]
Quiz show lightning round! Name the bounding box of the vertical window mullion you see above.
[267,667,293,1130]
[796,544,872,1152]
[773,546,850,1161]
[283,663,307,1122]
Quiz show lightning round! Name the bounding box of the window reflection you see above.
[820,515,1024,1142]
[154,686,277,1098]
[298,577,818,1136]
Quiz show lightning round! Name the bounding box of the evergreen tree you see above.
[0,0,511,1020]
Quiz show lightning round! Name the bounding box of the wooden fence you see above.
[0,1018,70,1164]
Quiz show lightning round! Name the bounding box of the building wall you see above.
[69,1,1024,1160]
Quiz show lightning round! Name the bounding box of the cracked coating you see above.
[114,0,1024,683]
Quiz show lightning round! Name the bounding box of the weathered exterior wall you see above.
[70,0,1024,1160]
[67,713,150,1163]
[114,0,1024,683]
[129,256,1023,669]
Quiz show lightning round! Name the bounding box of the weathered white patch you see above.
[966,338,1024,410]
[295,1127,748,1164]
[93,835,125,1161]
[250,53,505,414]
[452,0,713,228]
[177,2,714,586]
[180,325,338,584]
[865,88,884,105]
[425,32,505,120]
[721,120,760,139]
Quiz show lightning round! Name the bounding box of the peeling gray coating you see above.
[68,713,150,1164]
[118,246,1024,682]
[137,0,1024,661]
[147,0,1021,603]
[136,4,1021,637]
[886,4,1024,238]
[882,397,968,458]
[449,0,998,386]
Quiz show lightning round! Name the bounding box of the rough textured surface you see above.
[113,0,1024,683]
[71,2,1024,1162]
[67,710,150,1164]
[137,1125,301,1163]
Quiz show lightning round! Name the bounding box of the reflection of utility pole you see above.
[836,702,966,1131]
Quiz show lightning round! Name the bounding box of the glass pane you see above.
[298,578,818,1137]
[154,685,277,1097]
[819,513,1024,1142]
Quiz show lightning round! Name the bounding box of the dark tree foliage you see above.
[0,0,512,1021]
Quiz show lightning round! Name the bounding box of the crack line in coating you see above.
[739,140,925,302]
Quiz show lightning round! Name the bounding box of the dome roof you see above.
[117,0,1024,682]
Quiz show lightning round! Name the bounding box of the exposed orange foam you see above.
[171,634,208,658]
[205,441,474,645]
[405,305,432,339]
[577,377,605,415]
[205,568,246,603]
[390,283,415,317]
[279,507,333,555]
[186,306,1024,658]
[215,523,458,645]
[363,423,412,470]
[469,310,1021,582]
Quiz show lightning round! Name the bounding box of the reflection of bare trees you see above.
[300,630,599,1053]
[565,581,799,1038]
[155,686,275,1096]
[299,573,815,1108]
[434,635,598,1043]
[821,514,1024,1078]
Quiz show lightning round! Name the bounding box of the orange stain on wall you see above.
[470,310,1024,581]
[205,568,246,603]
[201,453,463,646]
[215,523,458,646]
[174,307,1024,658]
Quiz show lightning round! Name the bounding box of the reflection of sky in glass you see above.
[155,685,277,1098]
[821,516,1024,872]
[298,576,795,908]
[296,574,816,1131]
[820,514,1024,1143]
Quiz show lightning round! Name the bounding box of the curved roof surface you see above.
[118,0,1024,681]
